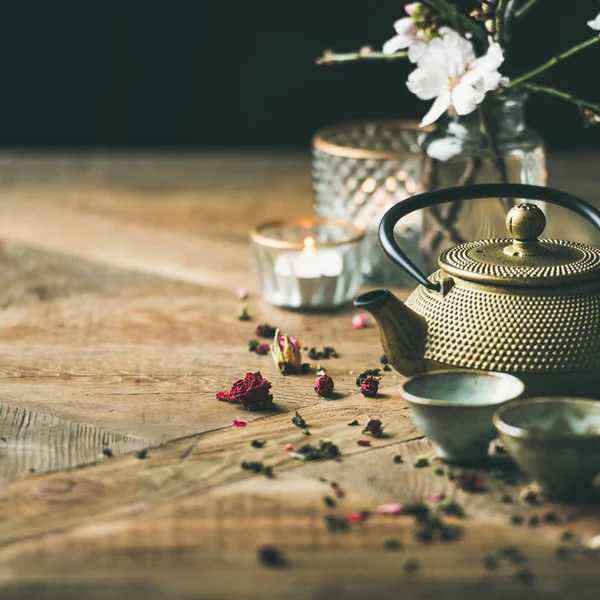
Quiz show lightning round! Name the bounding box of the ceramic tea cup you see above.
[400,370,525,463]
[494,398,600,500]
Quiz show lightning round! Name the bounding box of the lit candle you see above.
[272,236,344,308]
[274,236,343,279]
[251,217,364,310]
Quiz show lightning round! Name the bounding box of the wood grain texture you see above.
[0,152,597,599]
[0,403,154,483]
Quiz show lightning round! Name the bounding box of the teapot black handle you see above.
[379,183,600,291]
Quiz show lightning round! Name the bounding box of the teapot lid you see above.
[439,203,600,287]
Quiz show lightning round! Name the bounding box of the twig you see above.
[495,0,509,46]
[316,49,407,65]
[504,37,600,89]
[421,0,486,42]
[520,83,600,116]
[477,105,512,211]
[423,157,483,255]
[515,0,541,19]
[502,0,519,43]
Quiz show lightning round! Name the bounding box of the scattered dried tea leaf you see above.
[258,545,285,567]
[237,306,251,321]
[292,411,307,428]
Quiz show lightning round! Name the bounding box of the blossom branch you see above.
[494,0,509,45]
[515,0,541,19]
[520,83,600,116]
[477,105,512,210]
[316,48,407,65]
[421,0,486,42]
[504,36,600,89]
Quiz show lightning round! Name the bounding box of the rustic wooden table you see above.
[0,152,599,599]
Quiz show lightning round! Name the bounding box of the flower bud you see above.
[485,19,495,33]
[271,329,303,374]
[404,2,422,17]
[314,374,335,397]
[360,376,380,397]
[363,417,384,436]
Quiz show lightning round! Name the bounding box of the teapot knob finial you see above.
[506,203,546,242]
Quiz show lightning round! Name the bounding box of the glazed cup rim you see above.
[399,369,525,408]
[493,397,600,441]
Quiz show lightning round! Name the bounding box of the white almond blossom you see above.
[383,17,429,63]
[588,12,600,30]
[407,36,507,127]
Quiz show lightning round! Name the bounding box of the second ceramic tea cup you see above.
[400,369,525,463]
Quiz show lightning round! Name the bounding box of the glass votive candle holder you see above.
[250,217,365,310]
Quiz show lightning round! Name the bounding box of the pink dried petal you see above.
[378,503,403,515]
[357,439,371,447]
[334,487,345,498]
[351,313,368,329]
[428,493,445,502]
[347,511,364,523]
[233,419,247,427]
[284,443,292,451]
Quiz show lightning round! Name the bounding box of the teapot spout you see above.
[354,289,428,377]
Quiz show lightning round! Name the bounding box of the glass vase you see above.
[312,120,432,286]
[419,92,547,272]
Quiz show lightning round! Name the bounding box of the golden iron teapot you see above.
[355,184,600,398]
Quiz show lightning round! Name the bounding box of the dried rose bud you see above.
[216,372,274,410]
[271,329,303,374]
[428,493,445,502]
[351,313,368,329]
[284,443,292,452]
[363,417,384,436]
[255,324,276,338]
[360,376,380,397]
[255,343,270,355]
[233,419,247,427]
[357,439,371,447]
[452,470,484,492]
[314,374,335,397]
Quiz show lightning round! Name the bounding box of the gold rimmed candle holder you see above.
[313,120,433,286]
[250,217,365,310]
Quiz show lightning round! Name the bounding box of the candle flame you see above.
[303,236,316,254]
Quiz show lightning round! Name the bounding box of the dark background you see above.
[2,0,599,149]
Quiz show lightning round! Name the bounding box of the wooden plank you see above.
[0,384,420,547]
[0,403,154,483]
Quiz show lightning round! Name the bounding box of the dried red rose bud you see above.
[216,371,274,410]
[255,343,270,355]
[363,417,384,436]
[255,324,276,338]
[452,470,484,492]
[360,376,380,397]
[314,374,335,397]
[357,439,371,447]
